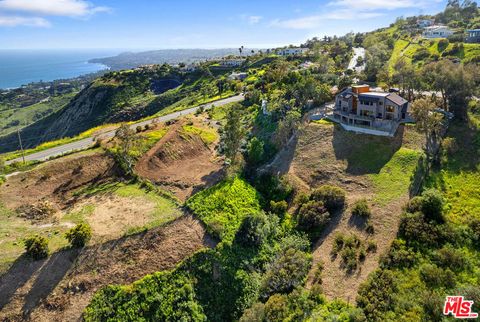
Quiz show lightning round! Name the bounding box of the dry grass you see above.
[268,121,424,300]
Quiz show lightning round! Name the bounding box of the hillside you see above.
[0,1,479,320]
[0,64,221,153]
[89,48,254,70]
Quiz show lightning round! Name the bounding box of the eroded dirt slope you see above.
[0,215,216,322]
[135,120,223,201]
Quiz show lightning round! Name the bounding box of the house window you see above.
[378,101,383,106]
[386,105,395,112]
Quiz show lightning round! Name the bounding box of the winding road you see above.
[347,47,366,73]
[5,94,244,165]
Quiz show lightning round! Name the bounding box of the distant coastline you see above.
[0,49,119,89]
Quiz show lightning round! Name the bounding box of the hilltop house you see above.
[423,25,453,38]
[277,47,309,56]
[331,85,409,136]
[417,19,434,28]
[466,29,480,43]
[228,72,248,80]
[219,59,246,67]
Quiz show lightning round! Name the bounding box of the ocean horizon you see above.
[0,49,120,89]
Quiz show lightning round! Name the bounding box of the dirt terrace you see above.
[135,120,224,201]
[0,215,217,322]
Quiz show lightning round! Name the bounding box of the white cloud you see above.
[271,0,439,29]
[248,15,262,24]
[327,0,416,10]
[240,14,263,25]
[0,0,111,17]
[0,15,50,27]
[270,10,384,29]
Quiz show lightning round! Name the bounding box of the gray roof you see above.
[386,93,408,106]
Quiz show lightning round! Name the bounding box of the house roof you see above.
[361,92,389,98]
[386,93,408,106]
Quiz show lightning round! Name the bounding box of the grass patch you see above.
[182,125,218,144]
[186,177,262,241]
[0,92,77,137]
[426,115,480,223]
[369,148,423,205]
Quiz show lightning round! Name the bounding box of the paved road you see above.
[6,94,244,165]
[347,47,366,73]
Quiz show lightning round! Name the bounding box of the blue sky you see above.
[0,0,447,50]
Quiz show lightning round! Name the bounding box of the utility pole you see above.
[17,129,25,164]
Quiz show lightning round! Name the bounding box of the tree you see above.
[65,223,92,248]
[274,109,301,149]
[410,98,444,163]
[393,58,419,101]
[24,235,49,260]
[235,212,271,247]
[222,104,245,165]
[114,124,141,175]
[422,61,477,120]
[246,137,264,165]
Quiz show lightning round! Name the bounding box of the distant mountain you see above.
[89,48,255,70]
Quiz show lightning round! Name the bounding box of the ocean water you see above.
[0,49,120,89]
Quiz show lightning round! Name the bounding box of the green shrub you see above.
[437,39,449,51]
[261,248,311,299]
[380,239,416,268]
[357,269,398,321]
[405,196,423,213]
[24,235,49,260]
[84,271,206,321]
[398,212,447,249]
[367,240,377,253]
[332,233,345,255]
[311,185,346,213]
[264,294,289,321]
[351,199,371,218]
[247,137,265,165]
[420,189,444,222]
[419,263,456,289]
[341,246,358,271]
[433,245,469,272]
[270,200,288,216]
[65,223,92,248]
[296,200,330,233]
[239,303,265,322]
[234,212,271,247]
[255,174,293,202]
[187,177,262,241]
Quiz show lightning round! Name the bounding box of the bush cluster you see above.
[65,223,92,248]
[351,199,371,218]
[24,235,49,260]
[310,185,346,213]
[235,212,271,247]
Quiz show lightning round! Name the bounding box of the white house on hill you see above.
[423,25,454,38]
[277,48,309,56]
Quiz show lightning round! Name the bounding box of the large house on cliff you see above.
[331,85,410,136]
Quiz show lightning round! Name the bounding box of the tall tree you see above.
[411,98,444,164]
[222,104,246,166]
[422,61,477,121]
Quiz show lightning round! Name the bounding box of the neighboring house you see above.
[220,59,246,67]
[423,25,454,38]
[466,29,480,43]
[418,19,434,28]
[228,72,248,80]
[277,47,309,56]
[331,85,409,136]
